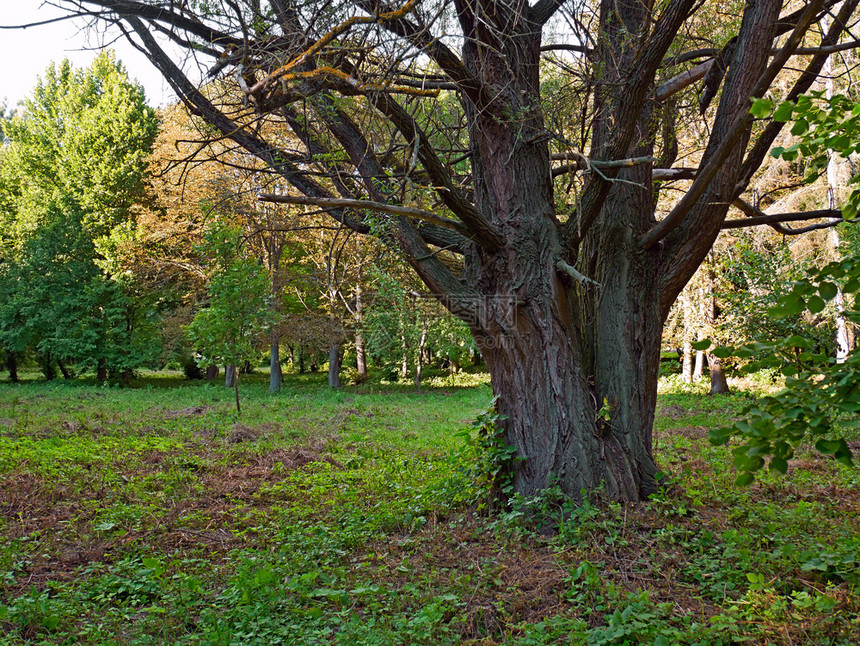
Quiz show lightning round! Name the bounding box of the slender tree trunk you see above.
[693,351,704,379]
[297,343,305,374]
[328,345,342,388]
[693,348,705,380]
[355,331,367,381]
[415,323,427,390]
[57,359,72,380]
[225,364,236,388]
[681,289,693,382]
[7,351,19,383]
[822,42,850,363]
[399,323,409,380]
[269,340,283,393]
[96,357,107,382]
[355,279,367,380]
[449,357,460,375]
[234,373,241,414]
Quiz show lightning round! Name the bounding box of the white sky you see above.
[1,3,176,109]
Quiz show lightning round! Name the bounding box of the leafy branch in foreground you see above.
[755,91,860,219]
[705,256,860,484]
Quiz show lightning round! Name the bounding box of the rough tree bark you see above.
[47,0,857,503]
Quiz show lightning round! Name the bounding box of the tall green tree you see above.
[0,52,158,380]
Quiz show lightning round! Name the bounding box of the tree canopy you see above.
[0,52,158,380]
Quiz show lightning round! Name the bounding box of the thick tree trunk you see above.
[477,275,664,501]
[269,341,283,393]
[205,365,220,382]
[708,354,730,395]
[328,345,342,388]
[225,364,236,388]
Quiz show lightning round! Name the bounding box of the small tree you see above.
[187,229,272,413]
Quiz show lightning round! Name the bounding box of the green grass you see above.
[0,371,857,644]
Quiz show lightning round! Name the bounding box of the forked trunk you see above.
[474,239,664,501]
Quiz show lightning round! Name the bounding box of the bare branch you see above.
[639,0,826,249]
[655,59,713,102]
[258,194,470,234]
[725,198,843,233]
[551,155,656,178]
[652,168,697,181]
[737,0,860,193]
[556,260,601,289]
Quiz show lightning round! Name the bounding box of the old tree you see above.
[44,0,860,500]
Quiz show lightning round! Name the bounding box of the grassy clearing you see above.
[0,371,858,644]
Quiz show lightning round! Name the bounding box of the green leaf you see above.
[773,101,795,122]
[843,277,860,293]
[709,427,732,445]
[807,295,825,314]
[735,472,755,486]
[711,346,734,359]
[691,339,711,351]
[769,457,788,474]
[815,439,841,455]
[791,118,809,135]
[783,335,812,350]
[750,98,774,118]
[819,281,838,300]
